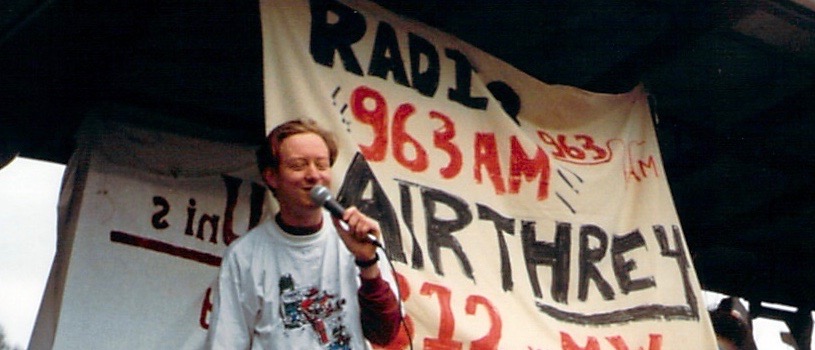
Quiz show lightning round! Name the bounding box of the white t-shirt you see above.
[206,211,393,350]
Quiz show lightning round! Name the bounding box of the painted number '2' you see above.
[420,282,502,350]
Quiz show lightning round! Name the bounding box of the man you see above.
[206,119,401,349]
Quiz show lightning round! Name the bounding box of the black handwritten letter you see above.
[221,175,242,246]
[397,181,424,269]
[368,22,410,87]
[198,214,220,244]
[654,224,699,318]
[477,204,515,291]
[421,187,474,281]
[578,225,615,301]
[446,48,487,110]
[185,198,196,236]
[611,229,656,294]
[152,196,170,229]
[409,33,440,97]
[309,0,366,75]
[337,153,406,262]
[521,221,570,303]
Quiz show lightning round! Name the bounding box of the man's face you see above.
[264,132,332,213]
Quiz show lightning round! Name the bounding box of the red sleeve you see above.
[358,274,401,345]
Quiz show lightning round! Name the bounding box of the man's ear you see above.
[262,168,278,190]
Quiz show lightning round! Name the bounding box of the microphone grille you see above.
[309,185,331,205]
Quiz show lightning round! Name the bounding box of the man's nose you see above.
[304,163,320,178]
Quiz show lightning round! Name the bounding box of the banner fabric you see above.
[259,0,718,349]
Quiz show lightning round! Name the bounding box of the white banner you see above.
[30,111,269,350]
[260,0,717,349]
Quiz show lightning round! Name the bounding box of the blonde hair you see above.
[257,118,338,174]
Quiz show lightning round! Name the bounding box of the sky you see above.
[0,157,61,348]
[0,156,807,349]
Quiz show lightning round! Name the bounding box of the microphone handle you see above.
[323,199,383,248]
[323,199,346,218]
[366,233,382,248]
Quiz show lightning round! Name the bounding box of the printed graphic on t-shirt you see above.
[278,274,351,349]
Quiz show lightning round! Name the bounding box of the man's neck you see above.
[275,211,323,236]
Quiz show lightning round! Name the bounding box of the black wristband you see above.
[354,252,379,268]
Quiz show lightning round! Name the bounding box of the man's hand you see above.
[331,206,381,278]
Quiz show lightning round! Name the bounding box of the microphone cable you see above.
[375,244,414,350]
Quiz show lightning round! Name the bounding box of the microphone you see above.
[309,185,382,247]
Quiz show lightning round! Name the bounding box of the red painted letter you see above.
[351,86,389,161]
[465,295,501,350]
[431,111,462,179]
[474,132,505,195]
[560,332,600,350]
[421,283,462,350]
[509,136,550,200]
[392,103,428,172]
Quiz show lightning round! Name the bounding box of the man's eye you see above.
[286,160,307,170]
[284,159,329,171]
